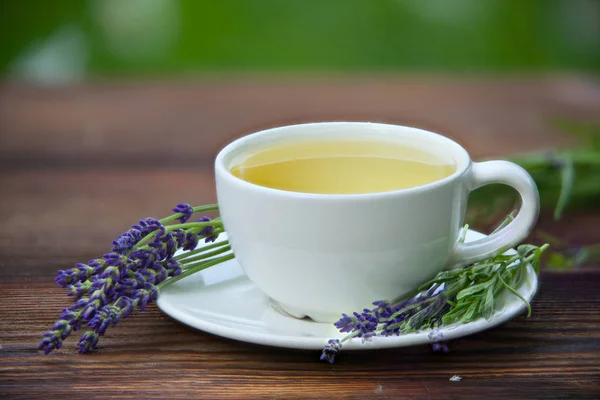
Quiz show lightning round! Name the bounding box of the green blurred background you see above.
[1,0,598,84]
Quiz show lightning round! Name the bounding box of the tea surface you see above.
[230,139,455,194]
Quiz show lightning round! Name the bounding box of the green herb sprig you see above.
[321,214,549,363]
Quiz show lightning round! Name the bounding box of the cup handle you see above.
[449,160,540,265]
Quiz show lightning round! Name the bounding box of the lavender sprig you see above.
[172,203,194,223]
[41,203,230,354]
[111,218,162,254]
[321,214,549,363]
[55,259,106,287]
[320,339,342,364]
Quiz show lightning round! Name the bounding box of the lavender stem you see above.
[157,254,235,290]
[173,239,230,261]
[177,245,232,267]
[159,204,219,224]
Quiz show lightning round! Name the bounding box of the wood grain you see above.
[1,76,599,399]
[1,272,599,399]
[1,76,599,168]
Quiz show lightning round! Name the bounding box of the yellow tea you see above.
[230,139,455,194]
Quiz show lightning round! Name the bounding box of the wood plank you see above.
[1,271,599,399]
[1,76,599,168]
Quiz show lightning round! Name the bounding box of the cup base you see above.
[269,299,340,323]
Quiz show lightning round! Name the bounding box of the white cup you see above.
[215,122,539,322]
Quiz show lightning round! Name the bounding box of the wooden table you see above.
[1,76,599,399]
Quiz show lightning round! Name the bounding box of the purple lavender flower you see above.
[361,331,376,343]
[130,283,159,311]
[88,305,120,335]
[81,253,136,300]
[431,342,450,353]
[114,297,136,318]
[372,300,387,307]
[171,229,186,247]
[54,270,71,287]
[372,300,395,319]
[111,217,163,254]
[173,203,194,223]
[111,232,140,255]
[320,339,342,364]
[334,313,355,333]
[130,249,157,269]
[100,266,120,280]
[78,299,134,351]
[183,232,199,251]
[78,331,99,353]
[88,259,107,275]
[78,281,158,348]
[80,259,125,320]
[153,264,168,282]
[380,299,428,336]
[82,298,105,321]
[428,329,450,353]
[381,314,406,336]
[55,260,107,288]
[428,329,443,341]
[118,270,148,291]
[352,309,379,339]
[149,231,179,260]
[165,258,182,276]
[38,305,86,354]
[102,252,126,267]
[67,281,92,298]
[65,311,85,332]
[379,295,441,336]
[204,235,218,243]
[172,227,207,252]
[88,277,115,302]
[136,262,168,285]
[195,216,218,243]
[69,297,90,320]
[38,320,71,354]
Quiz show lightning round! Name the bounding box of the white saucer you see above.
[156,230,538,350]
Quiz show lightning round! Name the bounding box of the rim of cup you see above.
[215,121,471,200]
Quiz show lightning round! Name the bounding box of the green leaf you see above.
[482,287,495,320]
[491,211,517,234]
[554,157,575,220]
[517,244,539,257]
[531,250,541,274]
[442,301,470,324]
[513,265,527,289]
[460,301,479,323]
[498,270,532,317]
[416,270,463,290]
[456,281,491,300]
